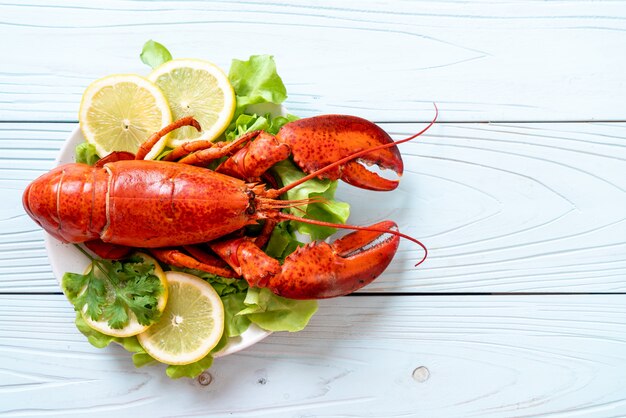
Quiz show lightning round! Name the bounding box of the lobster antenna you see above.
[262,196,327,209]
[273,212,428,267]
[268,103,438,198]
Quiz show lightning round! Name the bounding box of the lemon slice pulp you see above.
[81,253,169,338]
[79,74,172,160]
[137,271,225,365]
[148,59,236,147]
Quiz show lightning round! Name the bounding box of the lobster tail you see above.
[23,163,107,243]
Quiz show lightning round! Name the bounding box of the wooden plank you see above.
[354,122,626,293]
[0,294,624,417]
[1,1,626,122]
[4,121,626,293]
[0,123,68,292]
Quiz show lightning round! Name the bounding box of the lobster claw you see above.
[266,221,400,299]
[276,115,403,191]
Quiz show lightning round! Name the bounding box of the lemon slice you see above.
[137,271,225,365]
[148,59,235,147]
[79,74,172,160]
[82,253,169,338]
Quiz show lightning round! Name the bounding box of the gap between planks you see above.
[1,291,625,296]
[4,120,626,124]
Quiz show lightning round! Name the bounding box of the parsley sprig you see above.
[62,246,165,329]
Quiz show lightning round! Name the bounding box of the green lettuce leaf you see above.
[263,221,303,260]
[169,267,248,297]
[222,292,251,338]
[268,114,299,134]
[132,352,156,367]
[225,113,271,141]
[75,313,116,348]
[238,287,317,332]
[75,142,100,165]
[116,335,145,353]
[229,55,287,116]
[272,160,350,240]
[224,112,299,142]
[75,313,150,359]
[165,332,229,379]
[140,40,172,69]
[166,355,214,379]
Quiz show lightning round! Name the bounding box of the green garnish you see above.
[75,142,100,165]
[229,55,288,117]
[140,39,172,69]
[62,246,164,329]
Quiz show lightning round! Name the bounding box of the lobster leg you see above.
[183,245,233,272]
[177,130,262,166]
[150,247,239,278]
[254,219,278,248]
[135,116,201,160]
[163,140,217,162]
[210,238,281,288]
[95,151,135,167]
[84,239,133,259]
[216,132,291,180]
[210,221,400,299]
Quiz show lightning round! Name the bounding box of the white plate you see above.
[45,125,273,358]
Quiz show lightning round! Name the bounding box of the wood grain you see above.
[2,2,625,416]
[4,121,625,293]
[353,122,626,293]
[1,1,626,122]
[0,294,624,417]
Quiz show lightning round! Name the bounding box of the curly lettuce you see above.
[229,55,287,117]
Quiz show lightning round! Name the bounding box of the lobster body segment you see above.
[24,161,257,248]
[103,160,253,247]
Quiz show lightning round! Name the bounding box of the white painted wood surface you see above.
[1,295,625,417]
[1,1,625,417]
[2,1,626,122]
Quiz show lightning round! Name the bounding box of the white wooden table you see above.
[2,1,625,416]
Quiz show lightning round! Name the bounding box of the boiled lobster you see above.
[23,109,436,299]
